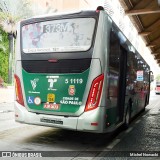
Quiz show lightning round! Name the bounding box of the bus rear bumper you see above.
[14,102,105,133]
[14,102,78,130]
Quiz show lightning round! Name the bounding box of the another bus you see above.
[14,7,153,133]
[155,81,160,94]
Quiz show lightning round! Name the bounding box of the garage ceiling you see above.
[119,0,160,65]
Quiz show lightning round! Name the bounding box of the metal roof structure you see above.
[119,0,160,66]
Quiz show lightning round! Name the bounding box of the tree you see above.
[155,74,160,82]
[0,0,57,84]
[0,0,33,84]
[0,28,9,82]
[0,30,6,52]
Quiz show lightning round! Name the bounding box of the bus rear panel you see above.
[15,10,106,133]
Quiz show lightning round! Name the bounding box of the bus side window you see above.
[126,52,137,94]
[109,31,120,71]
[108,30,120,100]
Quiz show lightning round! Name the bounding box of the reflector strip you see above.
[91,122,98,126]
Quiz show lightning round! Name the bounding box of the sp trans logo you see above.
[30,78,39,90]
[46,76,59,91]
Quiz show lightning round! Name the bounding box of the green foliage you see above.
[0,0,33,84]
[0,28,9,82]
[155,74,160,82]
[0,0,33,34]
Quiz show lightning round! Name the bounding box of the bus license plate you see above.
[47,93,55,102]
[40,118,63,125]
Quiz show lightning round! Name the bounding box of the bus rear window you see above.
[22,18,95,53]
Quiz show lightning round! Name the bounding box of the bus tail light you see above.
[91,122,98,126]
[85,74,104,112]
[14,74,24,106]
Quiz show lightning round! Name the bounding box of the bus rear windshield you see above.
[22,18,95,53]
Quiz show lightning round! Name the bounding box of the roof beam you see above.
[152,52,160,55]
[147,19,160,30]
[146,44,156,47]
[147,37,160,47]
[154,54,160,59]
[154,58,160,61]
[134,0,152,9]
[138,19,160,36]
[154,47,160,53]
[138,31,151,36]
[157,60,160,63]
[126,8,160,15]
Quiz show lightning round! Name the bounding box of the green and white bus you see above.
[14,7,152,133]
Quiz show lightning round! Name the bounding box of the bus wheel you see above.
[124,104,131,129]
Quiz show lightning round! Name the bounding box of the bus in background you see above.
[155,81,160,94]
[14,6,153,133]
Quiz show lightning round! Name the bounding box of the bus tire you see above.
[124,102,131,129]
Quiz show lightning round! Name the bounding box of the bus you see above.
[155,81,160,94]
[14,6,153,133]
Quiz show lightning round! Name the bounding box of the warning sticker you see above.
[47,93,55,102]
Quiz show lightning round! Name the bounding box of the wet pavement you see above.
[96,91,160,159]
[0,88,159,159]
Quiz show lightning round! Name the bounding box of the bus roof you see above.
[23,9,96,22]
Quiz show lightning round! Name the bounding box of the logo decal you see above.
[68,85,76,96]
[46,76,59,91]
[34,97,41,105]
[47,93,55,102]
[27,96,34,104]
[30,78,39,90]
[48,79,57,88]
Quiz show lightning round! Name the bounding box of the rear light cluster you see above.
[156,86,160,90]
[85,74,104,112]
[14,74,24,106]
